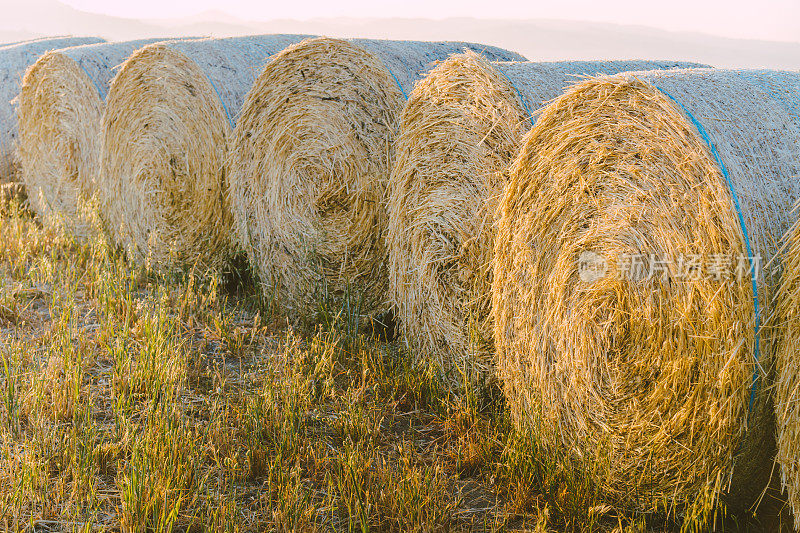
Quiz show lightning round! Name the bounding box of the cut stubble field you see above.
[0,199,786,532]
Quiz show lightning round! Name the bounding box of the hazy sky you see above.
[57,0,800,43]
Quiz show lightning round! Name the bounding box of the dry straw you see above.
[101,35,309,270]
[778,222,800,530]
[776,107,800,530]
[228,38,525,320]
[0,182,26,215]
[0,36,104,184]
[387,51,704,380]
[17,38,165,237]
[492,68,800,515]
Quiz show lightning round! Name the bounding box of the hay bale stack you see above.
[101,34,310,270]
[17,38,166,237]
[228,38,525,320]
[493,68,800,514]
[0,36,104,184]
[387,52,704,379]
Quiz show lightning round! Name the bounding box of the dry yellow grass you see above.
[493,69,800,516]
[101,35,308,270]
[387,51,703,382]
[228,38,525,321]
[0,131,792,531]
[17,39,163,238]
[0,182,26,215]
[0,201,539,532]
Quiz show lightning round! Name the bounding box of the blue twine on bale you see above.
[386,67,408,100]
[60,44,107,100]
[656,85,762,418]
[493,64,535,125]
[204,75,235,130]
[77,61,106,101]
[83,48,112,100]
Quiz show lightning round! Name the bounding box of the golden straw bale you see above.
[228,38,524,320]
[101,35,309,270]
[17,39,165,237]
[493,69,800,514]
[0,36,104,184]
[387,51,703,380]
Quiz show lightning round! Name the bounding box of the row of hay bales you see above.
[7,33,800,525]
[392,56,800,521]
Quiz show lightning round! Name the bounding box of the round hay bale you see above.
[101,34,310,270]
[228,37,525,320]
[17,38,167,237]
[387,51,704,380]
[0,36,104,184]
[493,69,800,514]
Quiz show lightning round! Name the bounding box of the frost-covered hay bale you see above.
[18,38,166,237]
[229,37,525,320]
[493,69,800,514]
[101,34,310,270]
[387,51,704,379]
[0,36,104,184]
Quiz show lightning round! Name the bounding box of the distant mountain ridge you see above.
[0,0,798,69]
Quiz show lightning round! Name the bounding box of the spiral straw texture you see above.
[387,51,704,380]
[18,38,165,236]
[493,68,800,513]
[0,36,104,184]
[101,34,309,270]
[228,37,525,320]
